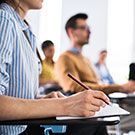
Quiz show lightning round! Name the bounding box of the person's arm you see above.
[0,94,64,120]
[0,90,109,120]
[121,81,135,93]
[37,91,66,99]
[83,82,122,95]
[85,81,135,94]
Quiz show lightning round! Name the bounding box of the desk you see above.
[0,117,119,126]
[109,92,135,101]
[109,92,135,134]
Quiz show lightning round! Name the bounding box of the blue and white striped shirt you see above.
[0,3,41,135]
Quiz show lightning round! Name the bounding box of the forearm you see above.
[0,95,65,121]
[85,82,121,95]
[101,84,122,95]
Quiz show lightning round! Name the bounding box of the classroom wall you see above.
[26,10,40,41]
[26,0,135,64]
[133,0,135,62]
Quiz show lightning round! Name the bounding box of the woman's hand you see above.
[63,90,110,117]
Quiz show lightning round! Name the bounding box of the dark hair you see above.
[0,0,14,4]
[42,40,54,51]
[100,50,107,54]
[0,0,24,12]
[65,13,88,35]
[0,0,6,4]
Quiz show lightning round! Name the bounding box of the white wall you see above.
[107,0,133,83]
[60,0,108,63]
[133,0,135,62]
[26,10,41,42]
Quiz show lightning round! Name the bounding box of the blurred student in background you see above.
[39,40,58,86]
[55,13,135,95]
[39,40,63,94]
[95,50,115,84]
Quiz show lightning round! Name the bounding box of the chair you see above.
[40,125,66,135]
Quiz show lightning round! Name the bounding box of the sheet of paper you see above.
[109,92,135,99]
[56,103,130,120]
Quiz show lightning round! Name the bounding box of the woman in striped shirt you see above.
[0,0,110,134]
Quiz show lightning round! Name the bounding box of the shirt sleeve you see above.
[0,12,13,95]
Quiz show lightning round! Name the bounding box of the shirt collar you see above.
[68,47,81,53]
[0,3,29,31]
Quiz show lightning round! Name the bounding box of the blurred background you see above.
[26,0,135,84]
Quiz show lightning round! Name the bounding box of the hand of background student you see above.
[38,91,66,99]
[121,80,135,93]
[128,80,135,93]
[39,79,58,86]
[64,90,109,117]
[45,91,66,98]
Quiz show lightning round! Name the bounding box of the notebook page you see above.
[56,103,130,120]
